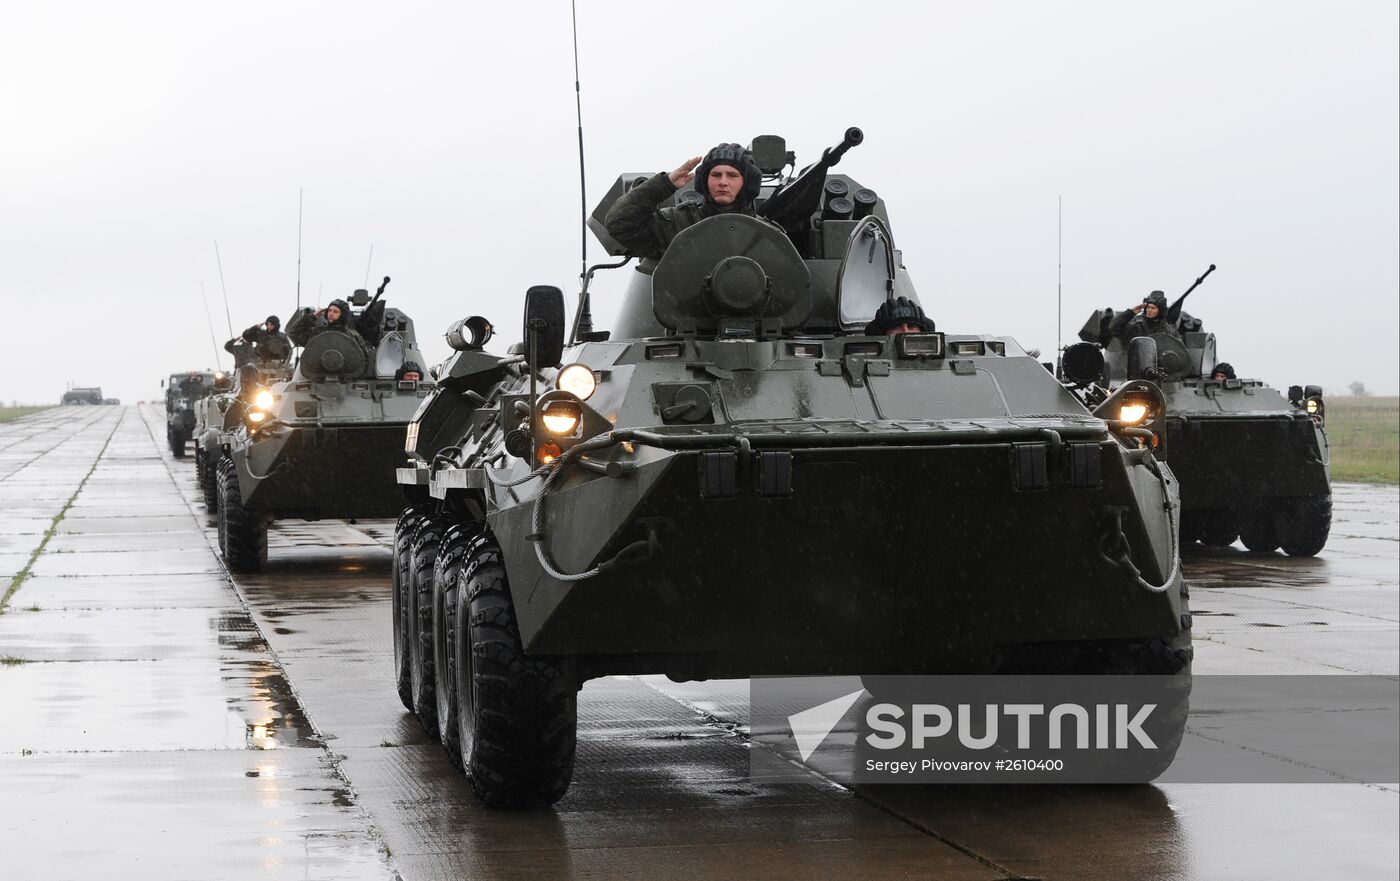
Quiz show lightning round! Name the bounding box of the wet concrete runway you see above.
[2,405,1396,880]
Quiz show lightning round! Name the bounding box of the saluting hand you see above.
[668,156,702,189]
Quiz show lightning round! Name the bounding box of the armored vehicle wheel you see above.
[392,507,431,712]
[168,424,187,458]
[199,452,220,510]
[1198,510,1238,548]
[432,522,482,768]
[409,516,446,736]
[217,457,267,572]
[1280,496,1331,558]
[454,535,577,808]
[1239,512,1280,553]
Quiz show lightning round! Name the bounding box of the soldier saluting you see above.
[604,143,765,260]
[1111,291,1181,343]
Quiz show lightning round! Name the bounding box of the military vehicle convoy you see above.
[1068,268,1330,556]
[213,280,432,572]
[391,129,1192,807]
[163,371,224,457]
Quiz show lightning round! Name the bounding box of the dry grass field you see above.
[1326,396,1399,484]
[0,406,53,424]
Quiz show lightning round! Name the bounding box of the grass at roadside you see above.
[1326,396,1398,484]
[0,406,53,424]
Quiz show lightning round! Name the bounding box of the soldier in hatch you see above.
[236,315,292,364]
[287,298,364,347]
[865,297,932,336]
[604,142,765,261]
[1110,290,1181,343]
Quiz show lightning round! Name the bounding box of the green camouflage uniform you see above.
[604,172,755,261]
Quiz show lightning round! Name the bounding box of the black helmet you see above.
[265,314,281,331]
[327,299,351,324]
[1211,362,1236,380]
[695,143,763,207]
[395,360,423,380]
[1143,290,1168,312]
[864,297,931,335]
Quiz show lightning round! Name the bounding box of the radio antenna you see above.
[1055,194,1063,377]
[214,239,234,339]
[296,188,304,310]
[363,243,374,288]
[571,0,593,338]
[200,283,223,370]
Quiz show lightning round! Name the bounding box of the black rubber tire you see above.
[1280,495,1332,557]
[217,457,267,572]
[392,507,430,712]
[455,534,577,808]
[198,449,220,510]
[1198,510,1238,548]
[433,521,482,769]
[1082,600,1193,782]
[409,516,446,736]
[1177,511,1203,546]
[1239,510,1280,553]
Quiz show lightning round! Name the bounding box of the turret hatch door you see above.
[836,216,897,330]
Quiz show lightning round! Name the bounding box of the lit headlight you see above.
[253,390,274,410]
[1119,403,1149,425]
[556,364,597,401]
[1305,399,1319,415]
[540,400,581,436]
[247,411,267,424]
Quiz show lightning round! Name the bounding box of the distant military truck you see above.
[163,371,222,457]
[61,387,104,405]
[1067,266,1330,556]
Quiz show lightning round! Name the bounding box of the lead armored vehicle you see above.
[214,279,432,571]
[393,129,1192,807]
[163,370,222,457]
[1068,268,1330,556]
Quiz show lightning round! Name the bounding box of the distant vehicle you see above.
[162,371,222,457]
[1067,266,1331,556]
[391,129,1192,808]
[61,387,104,405]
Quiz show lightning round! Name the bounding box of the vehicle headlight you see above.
[539,400,581,436]
[253,390,274,410]
[1119,403,1149,425]
[556,364,597,401]
[1305,399,1319,415]
[247,411,267,424]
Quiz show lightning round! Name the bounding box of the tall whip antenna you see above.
[1056,194,1063,376]
[200,283,223,370]
[363,243,374,288]
[214,239,234,338]
[571,0,593,337]
[296,188,304,310]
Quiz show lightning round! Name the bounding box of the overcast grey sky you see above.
[2,0,1396,404]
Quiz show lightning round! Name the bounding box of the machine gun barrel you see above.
[758,127,863,236]
[1167,264,1215,324]
[363,275,391,312]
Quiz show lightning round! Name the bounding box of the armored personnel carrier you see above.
[1069,268,1330,556]
[213,279,431,571]
[391,129,1193,807]
[163,370,222,457]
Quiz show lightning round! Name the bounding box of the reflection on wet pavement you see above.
[2,404,1396,880]
[0,407,393,880]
